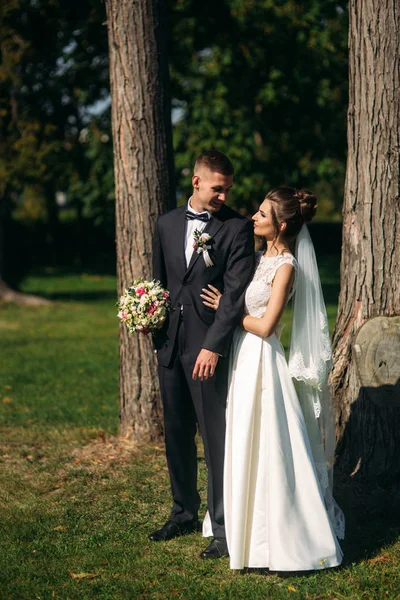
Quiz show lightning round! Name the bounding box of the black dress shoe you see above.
[148,519,198,542]
[200,537,229,559]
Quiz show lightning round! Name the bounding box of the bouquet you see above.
[117,278,170,335]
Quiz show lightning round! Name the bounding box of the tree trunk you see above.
[331,0,400,486]
[105,0,175,442]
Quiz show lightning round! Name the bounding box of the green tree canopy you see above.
[169,0,348,216]
[1,0,348,253]
[0,0,111,224]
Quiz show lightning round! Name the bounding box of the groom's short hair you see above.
[194,150,234,176]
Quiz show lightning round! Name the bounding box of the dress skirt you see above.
[223,328,343,571]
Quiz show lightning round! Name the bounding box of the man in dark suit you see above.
[150,150,254,558]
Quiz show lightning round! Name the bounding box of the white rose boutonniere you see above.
[193,229,214,267]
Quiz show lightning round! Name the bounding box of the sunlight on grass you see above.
[0,271,119,434]
[2,265,400,599]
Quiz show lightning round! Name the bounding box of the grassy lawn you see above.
[1,262,400,599]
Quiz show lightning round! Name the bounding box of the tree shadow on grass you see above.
[37,289,118,303]
[335,477,400,566]
[21,267,117,303]
[334,383,400,566]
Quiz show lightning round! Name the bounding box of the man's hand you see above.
[192,349,219,381]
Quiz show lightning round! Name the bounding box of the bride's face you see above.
[252,200,276,240]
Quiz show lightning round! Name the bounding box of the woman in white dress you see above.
[201,187,344,571]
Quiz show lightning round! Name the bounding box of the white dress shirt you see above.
[184,198,221,355]
[184,198,211,268]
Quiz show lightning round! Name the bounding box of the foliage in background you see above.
[169,0,348,215]
[1,0,347,282]
[0,0,111,226]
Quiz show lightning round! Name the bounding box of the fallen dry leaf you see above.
[368,554,390,565]
[288,585,297,592]
[70,572,99,580]
[2,397,12,404]
[53,525,69,532]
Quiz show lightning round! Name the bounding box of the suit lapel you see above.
[170,206,187,275]
[185,215,224,275]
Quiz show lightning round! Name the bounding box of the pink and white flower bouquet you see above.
[117,278,170,335]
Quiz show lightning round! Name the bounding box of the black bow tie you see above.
[185,210,210,222]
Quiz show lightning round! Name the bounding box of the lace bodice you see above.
[244,252,298,318]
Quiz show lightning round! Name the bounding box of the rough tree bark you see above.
[105,0,175,441]
[331,0,400,485]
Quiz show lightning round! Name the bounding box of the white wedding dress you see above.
[203,251,344,571]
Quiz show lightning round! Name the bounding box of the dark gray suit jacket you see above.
[152,204,255,367]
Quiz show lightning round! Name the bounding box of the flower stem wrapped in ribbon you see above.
[193,229,214,267]
[117,278,170,335]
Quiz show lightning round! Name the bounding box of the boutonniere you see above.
[193,229,214,267]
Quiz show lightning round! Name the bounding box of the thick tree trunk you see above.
[331,0,400,485]
[105,0,175,442]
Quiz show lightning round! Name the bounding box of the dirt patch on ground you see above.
[0,319,20,330]
[72,434,137,468]
[71,433,167,471]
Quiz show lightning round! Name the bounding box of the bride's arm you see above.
[242,264,295,338]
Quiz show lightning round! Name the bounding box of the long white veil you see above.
[289,225,345,540]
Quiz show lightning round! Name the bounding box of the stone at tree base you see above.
[354,317,400,407]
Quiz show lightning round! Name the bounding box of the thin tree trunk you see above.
[331,0,400,485]
[44,182,60,266]
[105,0,175,442]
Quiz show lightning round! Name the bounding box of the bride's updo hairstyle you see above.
[265,186,317,245]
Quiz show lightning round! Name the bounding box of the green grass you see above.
[1,263,400,599]
[0,269,118,433]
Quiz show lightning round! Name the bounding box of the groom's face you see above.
[192,168,233,213]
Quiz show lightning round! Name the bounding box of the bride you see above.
[201,187,344,571]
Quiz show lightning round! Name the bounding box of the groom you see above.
[150,150,254,558]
